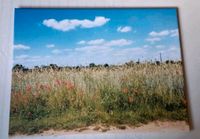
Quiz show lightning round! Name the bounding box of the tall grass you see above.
[9,63,188,135]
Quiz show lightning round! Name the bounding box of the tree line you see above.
[13,60,182,72]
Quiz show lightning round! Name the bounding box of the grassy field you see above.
[9,63,188,135]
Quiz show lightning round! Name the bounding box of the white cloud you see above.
[149,30,170,37]
[77,39,106,45]
[14,44,181,68]
[77,39,133,48]
[43,16,110,32]
[77,40,86,45]
[80,17,110,28]
[143,45,150,48]
[46,44,55,48]
[14,55,52,68]
[168,46,179,52]
[155,45,165,49]
[51,48,72,54]
[146,37,161,43]
[45,56,51,58]
[64,48,72,52]
[149,29,179,37]
[170,29,179,37]
[142,44,165,49]
[15,55,29,59]
[87,39,105,45]
[15,55,42,61]
[14,44,30,50]
[164,46,181,60]
[15,55,41,62]
[105,39,133,47]
[75,39,133,54]
[113,47,146,57]
[31,56,41,59]
[146,29,179,44]
[51,49,62,54]
[117,26,132,33]
[75,45,112,53]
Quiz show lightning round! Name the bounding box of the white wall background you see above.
[0,0,200,139]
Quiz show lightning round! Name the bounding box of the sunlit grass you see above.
[9,63,188,135]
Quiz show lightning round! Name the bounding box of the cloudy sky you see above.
[14,8,182,68]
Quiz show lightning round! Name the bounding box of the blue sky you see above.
[13,8,181,67]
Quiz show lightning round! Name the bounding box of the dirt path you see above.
[10,120,190,139]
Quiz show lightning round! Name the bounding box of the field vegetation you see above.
[9,61,188,135]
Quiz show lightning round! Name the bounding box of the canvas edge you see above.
[0,0,198,139]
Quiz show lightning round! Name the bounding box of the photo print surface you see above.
[10,8,190,136]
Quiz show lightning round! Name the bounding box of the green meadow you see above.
[9,62,188,135]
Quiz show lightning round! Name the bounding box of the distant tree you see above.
[13,64,25,71]
[177,60,182,64]
[34,66,39,69]
[136,59,140,64]
[89,63,96,68]
[49,64,58,69]
[126,61,134,66]
[170,60,175,64]
[165,60,175,64]
[13,64,29,72]
[104,63,109,68]
[41,65,48,69]
[165,60,170,64]
[156,61,160,65]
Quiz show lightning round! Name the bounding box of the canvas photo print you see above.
[10,8,189,136]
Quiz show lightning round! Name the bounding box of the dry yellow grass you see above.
[9,63,188,135]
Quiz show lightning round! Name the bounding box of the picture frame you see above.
[0,0,199,139]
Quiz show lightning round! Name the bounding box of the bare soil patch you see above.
[10,120,190,138]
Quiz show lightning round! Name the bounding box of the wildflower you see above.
[40,84,44,90]
[26,84,32,93]
[48,85,52,91]
[65,81,75,90]
[122,88,129,94]
[62,80,66,85]
[34,92,40,98]
[44,84,51,92]
[128,96,134,103]
[55,79,62,86]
